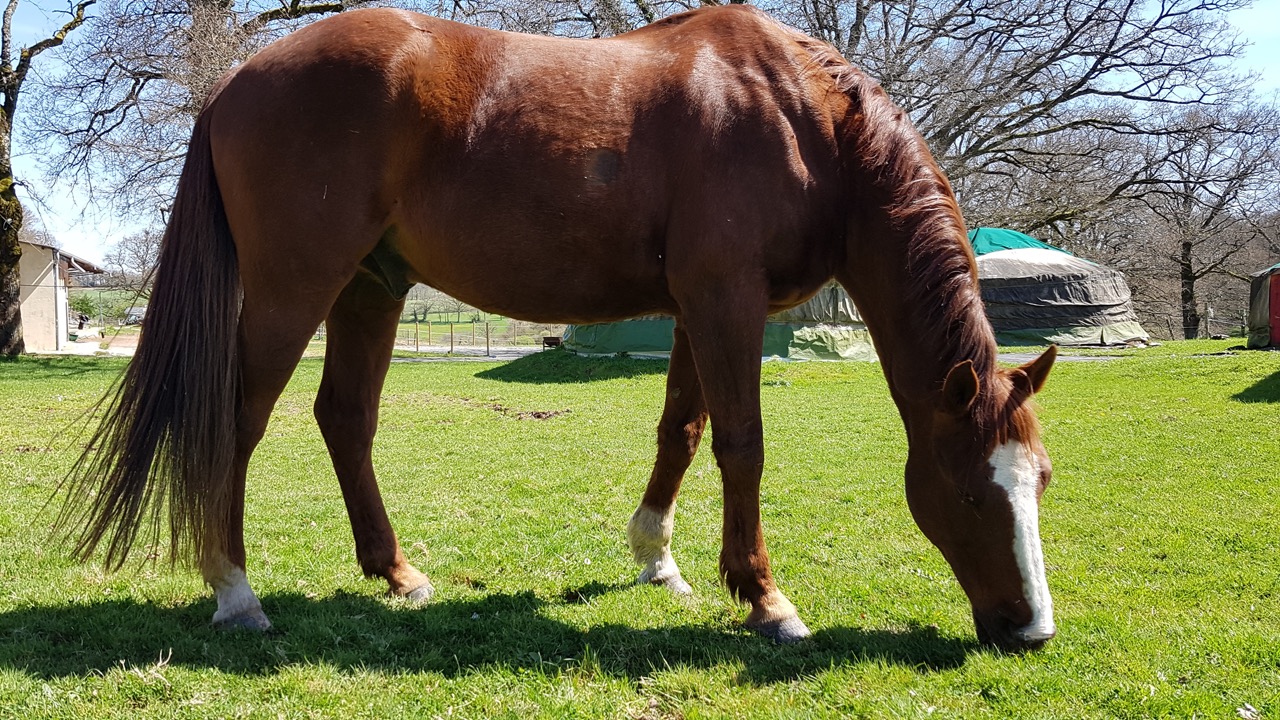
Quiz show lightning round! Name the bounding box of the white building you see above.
[18,240,104,353]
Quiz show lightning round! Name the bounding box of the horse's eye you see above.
[958,489,979,506]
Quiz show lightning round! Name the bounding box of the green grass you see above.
[1,342,1277,718]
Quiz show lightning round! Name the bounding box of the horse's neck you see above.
[833,75,997,410]
[842,214,997,411]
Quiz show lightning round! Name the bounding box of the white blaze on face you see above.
[988,441,1056,640]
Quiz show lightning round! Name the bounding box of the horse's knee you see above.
[711,432,764,480]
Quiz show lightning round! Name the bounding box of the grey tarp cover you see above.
[1246,263,1279,349]
[977,248,1148,346]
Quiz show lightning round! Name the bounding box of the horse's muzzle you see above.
[973,609,1056,652]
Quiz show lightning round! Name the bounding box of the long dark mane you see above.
[783,21,998,390]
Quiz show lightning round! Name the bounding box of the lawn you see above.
[0,342,1277,718]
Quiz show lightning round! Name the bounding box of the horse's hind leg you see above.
[678,296,810,643]
[206,286,339,630]
[627,324,706,595]
[314,272,433,600]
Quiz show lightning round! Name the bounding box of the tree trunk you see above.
[0,111,24,356]
[1179,239,1200,340]
[0,229,23,356]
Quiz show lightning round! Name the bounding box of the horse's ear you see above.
[1018,345,1057,395]
[942,360,980,415]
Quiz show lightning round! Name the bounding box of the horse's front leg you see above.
[678,296,810,644]
[627,323,707,595]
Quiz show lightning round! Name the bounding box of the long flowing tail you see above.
[58,111,241,570]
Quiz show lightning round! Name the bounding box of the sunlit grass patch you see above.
[1,344,1277,717]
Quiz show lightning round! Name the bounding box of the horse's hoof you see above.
[212,607,272,632]
[661,575,693,595]
[750,615,811,644]
[637,569,692,596]
[405,581,435,604]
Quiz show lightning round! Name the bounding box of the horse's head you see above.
[905,346,1058,652]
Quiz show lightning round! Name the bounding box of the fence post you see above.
[450,323,454,353]
[414,321,419,352]
[486,322,491,356]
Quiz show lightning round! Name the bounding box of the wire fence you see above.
[313,321,566,353]
[1144,313,1250,341]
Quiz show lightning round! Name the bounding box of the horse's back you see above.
[208,7,850,322]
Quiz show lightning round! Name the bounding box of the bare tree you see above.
[0,0,93,356]
[405,284,443,322]
[441,293,473,323]
[756,0,1256,231]
[440,0,708,37]
[103,226,161,296]
[32,0,385,215]
[1134,104,1280,338]
[17,210,57,247]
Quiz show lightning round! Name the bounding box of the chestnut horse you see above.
[61,5,1058,650]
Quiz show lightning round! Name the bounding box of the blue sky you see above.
[1233,1,1280,94]
[12,0,1280,264]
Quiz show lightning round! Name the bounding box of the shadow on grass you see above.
[1233,369,1280,403]
[0,355,124,379]
[476,349,668,384]
[0,589,977,683]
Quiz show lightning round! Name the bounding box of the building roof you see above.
[19,239,106,275]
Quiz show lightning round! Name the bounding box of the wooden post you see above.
[414,321,419,352]
[450,322,454,353]
[486,322,491,356]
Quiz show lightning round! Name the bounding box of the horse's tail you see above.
[59,110,241,571]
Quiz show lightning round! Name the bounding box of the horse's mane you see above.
[779,21,1007,430]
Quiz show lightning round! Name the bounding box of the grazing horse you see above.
[61,5,1058,651]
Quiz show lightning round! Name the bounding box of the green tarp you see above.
[967,227,1074,257]
[970,228,1147,346]
[562,283,877,360]
[561,317,878,361]
[989,321,1150,347]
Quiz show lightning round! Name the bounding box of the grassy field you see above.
[0,341,1277,718]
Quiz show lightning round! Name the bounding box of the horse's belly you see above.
[397,221,676,325]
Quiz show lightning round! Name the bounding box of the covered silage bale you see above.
[1246,263,1280,349]
[970,228,1149,346]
